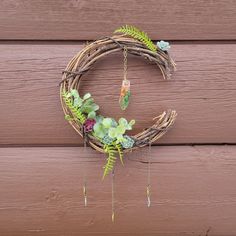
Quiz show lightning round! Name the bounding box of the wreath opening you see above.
[60,26,177,179]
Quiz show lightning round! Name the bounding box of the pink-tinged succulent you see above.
[83,119,96,133]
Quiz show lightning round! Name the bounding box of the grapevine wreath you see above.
[60,25,177,220]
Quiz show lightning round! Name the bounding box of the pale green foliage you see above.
[62,90,86,124]
[115,143,124,165]
[120,135,135,149]
[103,144,117,179]
[66,89,99,119]
[93,116,135,145]
[63,89,135,178]
[102,142,124,178]
[114,25,157,52]
[102,135,115,145]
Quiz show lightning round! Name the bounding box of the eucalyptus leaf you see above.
[111,119,118,127]
[129,119,135,126]
[103,118,113,128]
[93,123,106,139]
[95,115,104,123]
[108,127,118,138]
[70,89,79,98]
[83,93,91,100]
[73,97,83,107]
[88,111,96,119]
[116,125,126,134]
[116,134,125,143]
[119,118,128,127]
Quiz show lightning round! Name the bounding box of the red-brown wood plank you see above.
[0,0,235,40]
[0,42,236,145]
[0,145,236,235]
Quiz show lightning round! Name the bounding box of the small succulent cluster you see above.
[65,89,99,120]
[156,40,170,51]
[64,89,135,148]
[93,116,135,148]
[63,89,136,178]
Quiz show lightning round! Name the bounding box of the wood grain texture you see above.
[0,145,235,235]
[0,0,236,40]
[0,42,236,145]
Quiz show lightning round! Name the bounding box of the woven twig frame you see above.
[60,34,177,153]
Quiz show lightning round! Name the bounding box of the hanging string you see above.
[146,142,151,207]
[123,46,127,81]
[83,133,88,207]
[111,169,115,222]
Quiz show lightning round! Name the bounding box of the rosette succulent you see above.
[120,135,135,148]
[156,40,170,51]
[83,118,96,133]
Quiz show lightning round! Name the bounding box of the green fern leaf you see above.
[115,143,124,165]
[62,90,86,124]
[103,144,117,179]
[114,25,157,52]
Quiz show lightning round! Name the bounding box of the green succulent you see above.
[108,118,135,144]
[120,135,135,148]
[102,135,115,145]
[93,117,116,139]
[66,89,99,119]
[93,116,135,145]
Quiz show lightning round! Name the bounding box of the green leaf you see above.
[115,143,124,165]
[62,90,86,124]
[108,127,118,138]
[91,104,99,111]
[114,25,157,52]
[74,97,83,107]
[103,118,113,128]
[116,134,125,143]
[111,119,118,127]
[119,118,128,127]
[120,135,135,148]
[129,119,135,126]
[70,89,80,98]
[66,92,72,98]
[65,114,72,121]
[83,93,91,100]
[102,144,117,179]
[116,125,126,134]
[93,123,106,138]
[88,111,96,119]
[95,115,104,123]
[83,97,94,105]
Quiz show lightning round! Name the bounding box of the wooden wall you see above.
[0,1,236,235]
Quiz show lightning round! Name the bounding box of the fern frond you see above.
[115,143,124,165]
[114,25,157,52]
[103,144,117,179]
[62,90,86,124]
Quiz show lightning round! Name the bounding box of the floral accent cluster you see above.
[83,119,96,132]
[65,89,135,149]
[93,116,135,148]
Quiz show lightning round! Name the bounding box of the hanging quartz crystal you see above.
[119,47,130,110]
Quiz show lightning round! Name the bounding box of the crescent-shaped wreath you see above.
[60,25,177,178]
